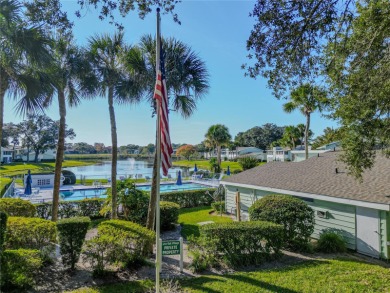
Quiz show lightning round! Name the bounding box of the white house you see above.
[266,147,291,162]
[0,147,13,163]
[237,147,267,161]
[15,148,56,162]
[203,148,238,160]
[222,151,390,259]
[291,142,342,162]
[23,172,64,188]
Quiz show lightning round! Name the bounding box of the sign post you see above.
[160,237,184,273]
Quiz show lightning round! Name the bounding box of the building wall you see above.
[225,184,389,258]
[23,173,63,188]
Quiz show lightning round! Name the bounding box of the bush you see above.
[78,198,105,218]
[35,202,52,219]
[160,201,179,230]
[211,201,225,214]
[160,189,215,208]
[82,233,116,276]
[118,184,149,224]
[83,220,155,273]
[62,170,76,185]
[0,198,36,217]
[58,201,79,218]
[34,198,105,220]
[191,221,283,268]
[5,217,57,259]
[1,249,42,289]
[317,231,346,253]
[249,194,315,251]
[0,211,7,253]
[57,217,91,269]
[232,169,242,174]
[238,157,259,170]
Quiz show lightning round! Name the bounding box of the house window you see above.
[37,179,50,186]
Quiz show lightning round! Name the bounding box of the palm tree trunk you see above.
[305,113,310,160]
[0,77,7,147]
[51,90,66,222]
[217,145,222,169]
[108,87,118,219]
[146,151,158,230]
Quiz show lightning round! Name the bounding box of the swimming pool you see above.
[60,183,208,201]
[60,188,107,201]
[137,183,209,192]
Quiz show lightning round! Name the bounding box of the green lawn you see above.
[67,258,390,293]
[180,258,390,292]
[173,160,243,172]
[0,160,96,177]
[178,206,233,238]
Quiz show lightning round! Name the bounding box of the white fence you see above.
[2,179,15,198]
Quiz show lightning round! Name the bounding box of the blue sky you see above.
[4,0,338,146]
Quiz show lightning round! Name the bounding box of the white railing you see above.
[2,179,15,198]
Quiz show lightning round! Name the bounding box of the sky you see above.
[4,0,338,146]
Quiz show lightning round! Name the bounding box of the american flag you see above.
[154,41,173,176]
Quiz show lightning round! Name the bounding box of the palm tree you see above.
[283,84,327,159]
[43,38,93,221]
[0,0,52,145]
[125,35,209,230]
[283,125,301,149]
[86,32,143,219]
[205,124,232,169]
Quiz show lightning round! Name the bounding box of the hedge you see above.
[0,211,7,253]
[160,201,179,230]
[249,194,315,251]
[211,201,225,214]
[5,217,57,259]
[0,198,36,217]
[196,221,283,267]
[1,249,42,289]
[160,189,215,208]
[57,217,91,269]
[83,220,155,274]
[35,198,105,220]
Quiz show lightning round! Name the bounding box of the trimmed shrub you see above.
[191,221,283,268]
[211,201,225,214]
[58,201,79,218]
[57,217,91,269]
[0,211,7,253]
[249,194,315,251]
[62,170,76,185]
[317,231,346,253]
[160,201,179,230]
[35,202,52,219]
[119,185,149,224]
[5,217,57,259]
[160,189,215,208]
[83,220,155,273]
[78,198,105,218]
[1,249,42,289]
[0,198,36,217]
[34,199,105,220]
[82,233,116,276]
[238,157,259,170]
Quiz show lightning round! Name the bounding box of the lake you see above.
[63,159,185,180]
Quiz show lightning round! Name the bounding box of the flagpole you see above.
[155,7,162,293]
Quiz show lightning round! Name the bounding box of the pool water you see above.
[61,188,107,201]
[136,183,208,192]
[60,183,208,201]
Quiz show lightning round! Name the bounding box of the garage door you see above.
[356,207,380,258]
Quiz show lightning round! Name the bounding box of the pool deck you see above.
[14,179,219,203]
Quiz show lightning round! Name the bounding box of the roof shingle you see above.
[222,151,390,205]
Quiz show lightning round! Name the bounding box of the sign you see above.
[162,240,180,255]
